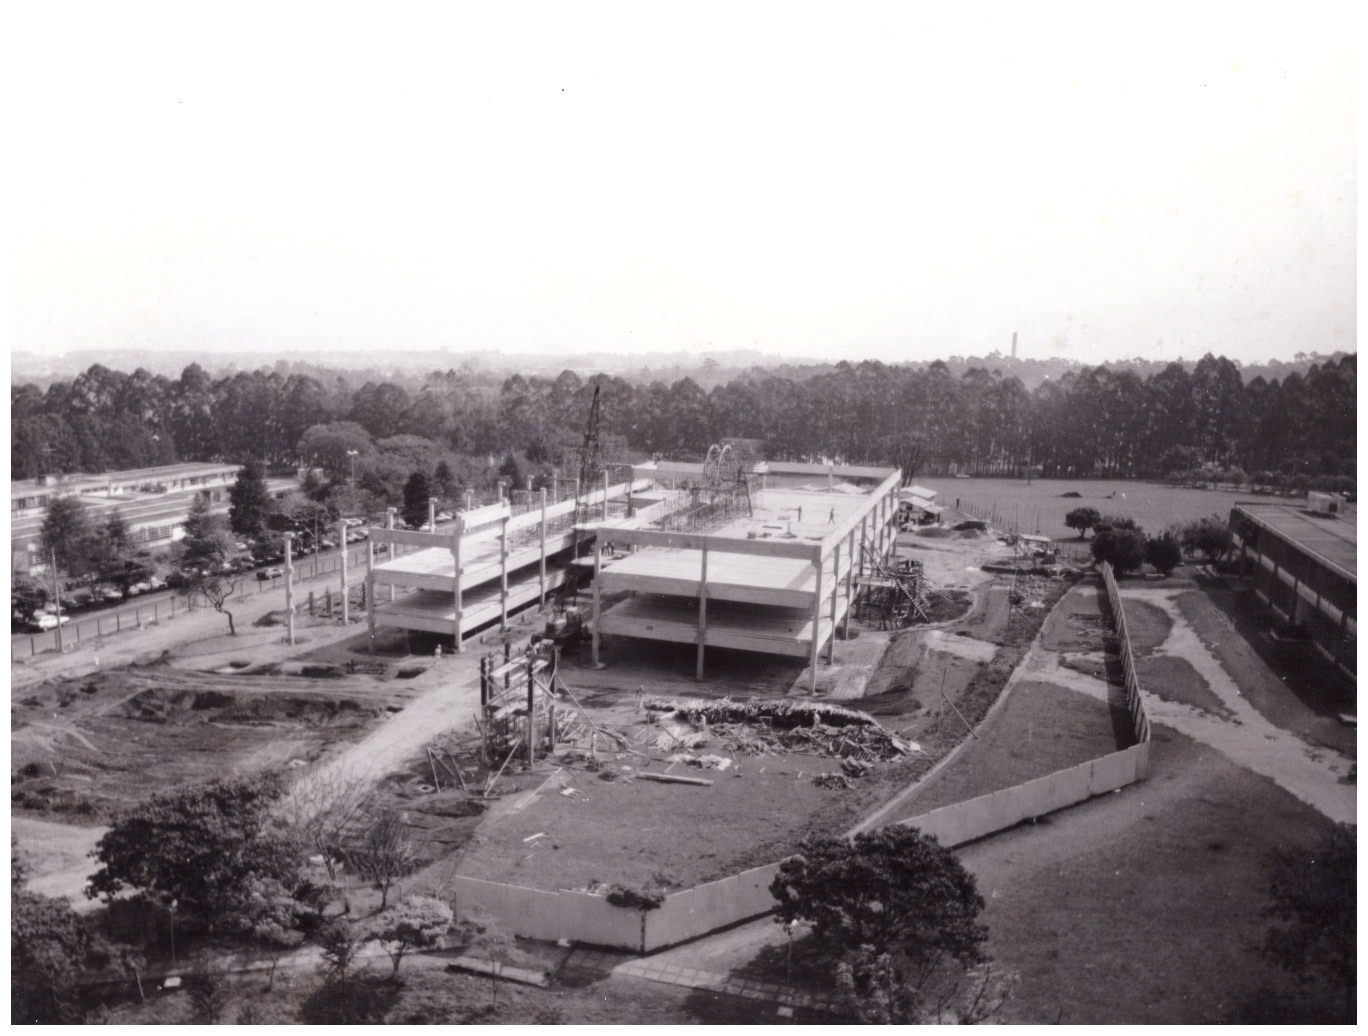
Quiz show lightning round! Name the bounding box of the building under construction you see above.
[361,456,904,692]
[589,459,902,692]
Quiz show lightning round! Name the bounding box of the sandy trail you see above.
[1044,586,1354,825]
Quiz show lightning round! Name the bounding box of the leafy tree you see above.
[228,459,274,540]
[1262,823,1355,1019]
[93,511,154,599]
[1091,528,1147,576]
[1144,533,1183,577]
[364,896,452,976]
[39,496,98,581]
[1179,515,1232,563]
[11,575,49,625]
[770,826,987,972]
[401,471,433,530]
[317,918,360,984]
[1064,507,1102,538]
[354,810,415,909]
[11,889,91,1023]
[184,969,231,1024]
[497,453,525,492]
[228,876,308,989]
[87,775,305,928]
[433,460,456,498]
[12,834,27,890]
[299,467,331,502]
[174,495,244,633]
[297,421,376,480]
[836,948,1016,1024]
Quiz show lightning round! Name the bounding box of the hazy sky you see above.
[11,2,1357,364]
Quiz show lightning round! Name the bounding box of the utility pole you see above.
[284,533,296,646]
[49,547,64,653]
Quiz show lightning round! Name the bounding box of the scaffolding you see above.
[855,540,949,628]
[653,443,760,535]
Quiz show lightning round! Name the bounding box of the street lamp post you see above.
[347,449,358,486]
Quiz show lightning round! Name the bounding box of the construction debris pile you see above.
[645,696,913,762]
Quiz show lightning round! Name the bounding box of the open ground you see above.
[916,476,1263,541]
[11,478,1354,1024]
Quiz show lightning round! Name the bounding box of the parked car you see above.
[33,613,71,631]
[98,587,123,602]
[264,566,285,579]
[320,538,337,550]
[343,517,365,527]
[436,511,454,522]
[147,576,167,591]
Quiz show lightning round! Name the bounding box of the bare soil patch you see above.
[11,663,418,820]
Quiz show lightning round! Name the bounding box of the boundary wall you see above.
[442,564,1154,952]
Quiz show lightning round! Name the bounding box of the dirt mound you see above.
[917,527,953,538]
[118,687,376,726]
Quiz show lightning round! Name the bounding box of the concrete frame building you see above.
[591,461,903,692]
[1229,500,1356,682]
[365,478,647,646]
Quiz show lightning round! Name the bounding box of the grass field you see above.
[913,477,1263,542]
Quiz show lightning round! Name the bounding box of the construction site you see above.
[11,406,1356,1024]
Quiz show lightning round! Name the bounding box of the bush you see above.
[1179,515,1232,563]
[1144,533,1183,576]
[364,896,452,976]
[1091,528,1147,576]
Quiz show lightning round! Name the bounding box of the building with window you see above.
[10,463,296,574]
[1229,500,1356,682]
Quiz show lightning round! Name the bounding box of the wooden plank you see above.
[637,772,713,787]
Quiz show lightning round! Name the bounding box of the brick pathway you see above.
[559,947,840,1013]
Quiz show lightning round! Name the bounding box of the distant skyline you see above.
[12,3,1356,366]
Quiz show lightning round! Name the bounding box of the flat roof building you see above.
[10,463,296,573]
[1229,500,1356,682]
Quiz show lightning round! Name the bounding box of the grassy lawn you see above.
[914,476,1262,541]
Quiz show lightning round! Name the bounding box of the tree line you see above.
[11,352,1355,486]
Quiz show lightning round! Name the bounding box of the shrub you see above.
[1144,533,1183,576]
[1091,528,1147,576]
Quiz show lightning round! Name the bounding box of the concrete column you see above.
[284,534,296,646]
[385,510,397,602]
[843,528,855,638]
[602,471,610,522]
[809,553,823,694]
[591,545,602,667]
[453,517,464,652]
[428,497,437,529]
[538,488,548,607]
[859,513,869,577]
[366,537,376,651]
[552,473,559,501]
[828,541,840,663]
[696,542,709,680]
[464,490,474,512]
[338,520,349,626]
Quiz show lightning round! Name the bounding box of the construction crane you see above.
[566,385,603,596]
